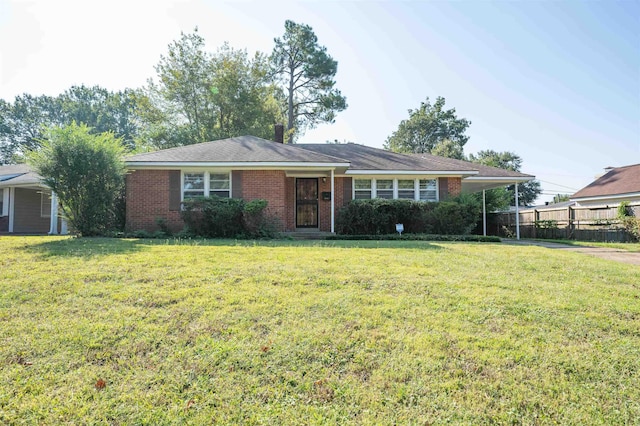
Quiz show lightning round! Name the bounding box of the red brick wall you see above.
[284,177,295,231]
[241,170,289,231]
[318,176,348,232]
[446,177,462,197]
[126,171,359,234]
[126,170,183,233]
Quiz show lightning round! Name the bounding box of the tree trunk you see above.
[287,61,295,144]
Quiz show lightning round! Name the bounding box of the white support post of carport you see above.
[330,169,335,233]
[49,191,59,235]
[514,182,520,240]
[8,187,15,233]
[482,190,487,236]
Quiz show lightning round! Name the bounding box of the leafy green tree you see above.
[468,150,542,206]
[139,30,283,149]
[60,85,140,150]
[1,86,140,162]
[28,123,126,236]
[210,44,283,140]
[385,96,470,154]
[0,94,63,163]
[431,138,465,159]
[271,20,347,143]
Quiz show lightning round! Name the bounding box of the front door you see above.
[296,178,318,228]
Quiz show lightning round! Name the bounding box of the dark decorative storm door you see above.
[296,178,319,228]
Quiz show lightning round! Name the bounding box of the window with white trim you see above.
[41,192,52,218]
[183,173,205,199]
[183,171,231,200]
[354,179,372,199]
[376,179,394,199]
[419,179,437,201]
[397,179,415,199]
[209,173,230,198]
[352,178,439,202]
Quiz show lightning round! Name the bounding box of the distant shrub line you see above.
[326,234,500,242]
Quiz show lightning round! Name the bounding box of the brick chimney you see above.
[274,123,284,143]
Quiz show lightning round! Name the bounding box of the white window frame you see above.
[419,179,438,202]
[353,179,372,200]
[181,171,232,201]
[209,173,231,198]
[352,177,439,202]
[41,192,52,218]
[397,179,416,200]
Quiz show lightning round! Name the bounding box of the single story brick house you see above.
[126,133,533,234]
[571,164,640,207]
[0,164,65,234]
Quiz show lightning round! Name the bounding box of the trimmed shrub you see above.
[335,196,480,236]
[180,196,277,238]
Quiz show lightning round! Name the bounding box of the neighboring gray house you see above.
[0,164,65,234]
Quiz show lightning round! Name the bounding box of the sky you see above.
[0,0,638,204]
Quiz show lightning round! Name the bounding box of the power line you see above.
[537,179,579,191]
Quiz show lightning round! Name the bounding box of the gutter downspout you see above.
[515,183,520,240]
[330,169,335,234]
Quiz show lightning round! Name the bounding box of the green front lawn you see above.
[1,237,638,424]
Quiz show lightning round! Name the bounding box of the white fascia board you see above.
[571,192,640,203]
[464,176,533,182]
[0,182,49,190]
[125,161,351,170]
[345,170,478,176]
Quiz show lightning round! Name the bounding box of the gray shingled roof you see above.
[572,164,640,199]
[299,144,532,178]
[0,164,44,187]
[407,153,534,179]
[127,137,534,180]
[127,136,349,164]
[297,144,475,172]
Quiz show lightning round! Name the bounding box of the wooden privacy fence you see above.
[490,202,640,242]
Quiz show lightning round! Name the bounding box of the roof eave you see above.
[464,176,534,182]
[571,192,640,202]
[125,161,352,170]
[345,170,479,176]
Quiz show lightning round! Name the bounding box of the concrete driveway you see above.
[503,239,640,266]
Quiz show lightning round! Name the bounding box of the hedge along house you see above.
[0,164,67,234]
[125,129,534,236]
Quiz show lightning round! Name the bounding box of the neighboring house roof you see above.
[127,136,350,166]
[572,164,640,200]
[0,164,44,188]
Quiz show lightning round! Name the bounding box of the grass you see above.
[1,236,639,425]
[535,239,640,252]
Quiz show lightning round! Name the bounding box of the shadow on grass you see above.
[23,235,447,257]
[24,236,153,258]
